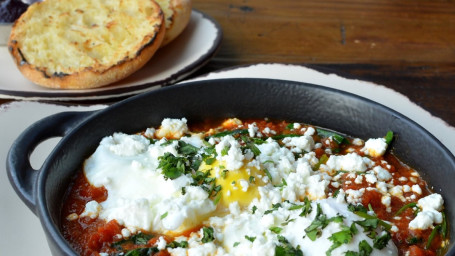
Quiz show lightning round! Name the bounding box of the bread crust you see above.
[158,0,192,46]
[8,0,165,89]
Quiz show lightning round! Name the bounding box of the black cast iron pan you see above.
[6,78,455,255]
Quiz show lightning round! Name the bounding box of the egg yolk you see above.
[199,160,266,208]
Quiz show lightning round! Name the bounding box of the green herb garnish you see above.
[316,128,346,145]
[209,129,248,138]
[201,227,215,243]
[265,203,282,214]
[241,135,261,156]
[158,153,187,179]
[394,202,417,216]
[385,131,394,145]
[373,231,391,250]
[313,154,329,171]
[305,204,329,241]
[275,235,303,256]
[269,226,283,234]
[245,235,256,242]
[166,240,188,249]
[111,233,154,250]
[123,247,159,256]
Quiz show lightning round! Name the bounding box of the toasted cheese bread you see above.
[8,0,165,89]
[156,0,192,46]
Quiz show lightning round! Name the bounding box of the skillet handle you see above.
[6,111,92,214]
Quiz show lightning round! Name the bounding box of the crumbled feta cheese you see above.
[403,185,411,193]
[418,194,444,211]
[304,127,315,136]
[352,138,364,146]
[376,181,388,194]
[409,194,444,230]
[345,189,365,204]
[121,228,131,238]
[354,175,363,184]
[66,213,79,221]
[155,236,167,250]
[362,138,388,157]
[398,177,408,182]
[107,133,150,156]
[365,173,377,184]
[306,174,329,200]
[389,186,405,201]
[412,185,422,195]
[326,153,367,172]
[409,210,443,230]
[248,123,259,137]
[155,118,188,139]
[80,200,101,219]
[373,166,392,181]
[382,195,392,212]
[215,135,245,171]
[282,135,315,153]
[239,179,249,192]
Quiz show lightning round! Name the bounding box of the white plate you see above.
[1,64,454,255]
[0,10,222,101]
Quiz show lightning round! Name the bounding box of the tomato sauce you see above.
[61,119,448,256]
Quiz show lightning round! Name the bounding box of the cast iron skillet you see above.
[7,78,455,255]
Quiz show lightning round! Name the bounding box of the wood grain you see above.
[192,0,455,127]
[194,0,455,64]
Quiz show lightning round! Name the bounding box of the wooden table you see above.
[191,0,455,127]
[2,0,455,127]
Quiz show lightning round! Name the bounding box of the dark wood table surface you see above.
[1,0,455,127]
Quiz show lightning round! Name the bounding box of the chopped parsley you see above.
[281,217,296,226]
[177,140,199,155]
[265,203,282,214]
[166,240,188,249]
[373,231,391,250]
[326,223,358,255]
[394,202,417,216]
[221,145,230,156]
[316,128,347,145]
[269,226,283,234]
[304,204,329,241]
[345,240,373,256]
[122,247,159,256]
[245,235,256,242]
[201,227,215,243]
[252,205,258,214]
[264,168,273,182]
[241,135,261,156]
[384,131,394,145]
[313,154,329,171]
[158,153,187,179]
[209,129,248,138]
[270,134,300,140]
[160,212,168,219]
[275,235,303,256]
[111,233,154,250]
